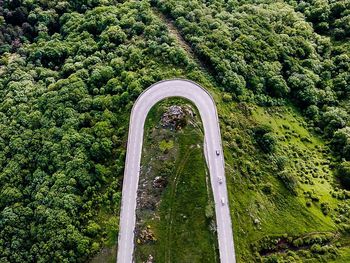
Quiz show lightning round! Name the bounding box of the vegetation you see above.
[152,0,350,163]
[1,0,350,262]
[0,1,196,262]
[338,161,350,189]
[134,99,218,262]
[287,0,350,39]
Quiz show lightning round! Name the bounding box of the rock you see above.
[161,105,187,130]
[145,254,154,263]
[139,227,156,243]
[152,176,167,188]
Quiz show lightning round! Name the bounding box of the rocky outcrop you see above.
[161,105,191,130]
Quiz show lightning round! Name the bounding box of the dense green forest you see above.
[153,0,350,184]
[0,0,350,262]
[0,1,192,262]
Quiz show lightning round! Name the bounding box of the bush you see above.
[222,93,232,102]
[260,133,277,153]
[321,202,330,216]
[253,125,277,153]
[261,183,273,195]
[277,171,298,195]
[275,155,288,171]
[338,161,350,189]
[332,127,350,160]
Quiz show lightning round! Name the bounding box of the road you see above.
[117,79,236,263]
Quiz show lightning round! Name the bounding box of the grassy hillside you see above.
[134,99,218,262]
[128,82,350,262]
[1,0,350,262]
[220,102,339,261]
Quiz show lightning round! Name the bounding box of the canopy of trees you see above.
[288,0,350,39]
[1,0,350,261]
[152,0,350,161]
[0,1,194,262]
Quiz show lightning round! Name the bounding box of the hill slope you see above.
[1,0,350,262]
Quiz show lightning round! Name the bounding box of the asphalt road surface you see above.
[117,79,236,263]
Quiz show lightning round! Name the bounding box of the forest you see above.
[0,0,350,262]
[0,1,192,262]
[153,0,350,183]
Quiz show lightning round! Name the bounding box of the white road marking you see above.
[117,79,236,263]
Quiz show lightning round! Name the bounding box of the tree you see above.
[90,66,114,87]
[332,127,350,160]
[267,75,290,98]
[222,71,246,96]
[100,25,127,45]
[253,125,277,153]
[338,161,350,189]
[321,107,348,137]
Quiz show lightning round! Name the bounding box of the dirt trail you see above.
[152,8,215,77]
[164,147,193,262]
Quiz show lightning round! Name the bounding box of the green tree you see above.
[338,161,350,189]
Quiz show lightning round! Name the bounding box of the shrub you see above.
[275,155,288,171]
[332,127,350,160]
[259,133,277,153]
[321,202,331,215]
[338,161,350,189]
[261,183,273,195]
[222,93,232,102]
[277,171,298,195]
[253,125,277,153]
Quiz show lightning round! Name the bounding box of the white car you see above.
[216,150,220,156]
[218,176,223,184]
[221,197,225,205]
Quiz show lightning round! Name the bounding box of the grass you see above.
[129,79,350,262]
[46,3,350,261]
[214,99,350,262]
[330,250,350,263]
[89,32,350,262]
[91,72,350,262]
[134,98,219,262]
[159,139,174,152]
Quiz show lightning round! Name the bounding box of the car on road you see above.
[221,197,225,205]
[118,80,236,263]
[218,176,223,184]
